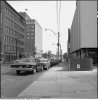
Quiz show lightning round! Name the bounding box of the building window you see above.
[31,25,34,28]
[31,37,34,39]
[31,33,34,35]
[27,37,30,39]
[4,35,6,41]
[31,29,34,31]
[27,33,30,35]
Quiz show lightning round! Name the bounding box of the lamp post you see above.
[45,28,60,60]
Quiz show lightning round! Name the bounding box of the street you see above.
[1,63,97,99]
[1,64,46,98]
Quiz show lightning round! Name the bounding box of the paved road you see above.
[1,63,53,98]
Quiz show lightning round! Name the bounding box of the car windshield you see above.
[19,58,35,63]
[40,59,48,62]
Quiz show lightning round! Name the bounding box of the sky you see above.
[7,1,76,54]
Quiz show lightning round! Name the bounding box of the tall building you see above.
[0,1,26,61]
[69,1,97,64]
[20,12,42,58]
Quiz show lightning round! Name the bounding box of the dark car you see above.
[11,57,37,75]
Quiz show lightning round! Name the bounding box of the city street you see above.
[1,63,46,98]
[1,63,97,99]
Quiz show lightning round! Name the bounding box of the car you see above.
[50,58,59,66]
[10,57,37,75]
[35,58,44,71]
[13,59,21,63]
[38,58,50,70]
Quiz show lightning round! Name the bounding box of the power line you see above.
[56,0,61,32]
[56,0,59,32]
[58,0,61,32]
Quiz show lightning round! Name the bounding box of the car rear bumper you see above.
[10,67,33,71]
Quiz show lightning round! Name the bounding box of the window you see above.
[27,33,30,35]
[31,25,34,28]
[4,36,6,41]
[4,45,6,50]
[27,37,30,39]
[5,26,7,32]
[31,29,34,31]
[31,37,34,39]
[31,33,34,35]
[5,17,7,22]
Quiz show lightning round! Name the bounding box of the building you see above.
[69,1,97,64]
[0,1,26,61]
[20,12,42,58]
[67,28,70,56]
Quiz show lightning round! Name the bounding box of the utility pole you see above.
[57,32,60,60]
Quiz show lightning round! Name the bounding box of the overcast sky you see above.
[7,1,76,54]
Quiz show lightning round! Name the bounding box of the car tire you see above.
[16,70,21,75]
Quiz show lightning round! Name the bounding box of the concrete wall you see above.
[70,2,80,53]
[70,1,97,53]
[80,1,97,48]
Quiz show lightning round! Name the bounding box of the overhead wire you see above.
[56,0,61,33]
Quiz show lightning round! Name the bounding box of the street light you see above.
[45,28,60,60]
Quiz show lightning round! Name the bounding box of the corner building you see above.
[0,1,26,61]
[69,1,97,64]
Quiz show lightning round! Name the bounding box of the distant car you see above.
[38,58,50,70]
[13,60,21,63]
[11,57,37,75]
[50,58,59,66]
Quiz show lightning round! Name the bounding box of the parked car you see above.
[13,59,21,63]
[11,57,37,75]
[50,58,59,66]
[38,58,50,70]
[35,58,44,72]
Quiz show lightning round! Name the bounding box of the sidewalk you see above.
[1,63,11,74]
[18,63,97,99]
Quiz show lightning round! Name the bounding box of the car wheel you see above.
[16,70,21,75]
[33,68,36,74]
